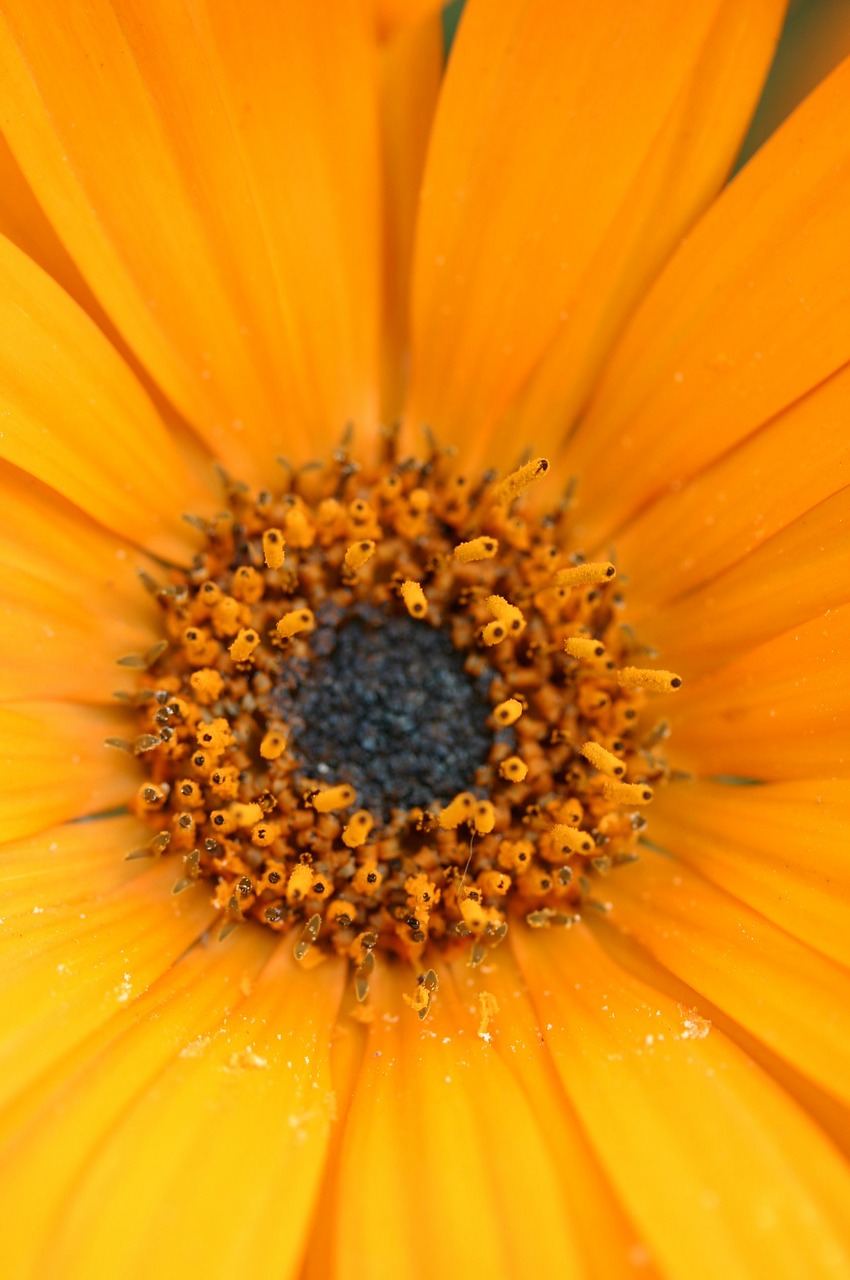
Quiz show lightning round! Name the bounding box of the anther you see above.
[601,779,654,805]
[493,698,523,726]
[493,458,549,506]
[275,608,316,640]
[551,823,594,855]
[580,741,626,778]
[554,562,616,587]
[400,580,428,618]
[342,810,375,848]
[259,727,287,760]
[294,913,323,962]
[262,528,286,569]
[563,636,606,661]
[228,627,261,662]
[499,755,528,782]
[344,540,376,571]
[309,783,357,814]
[454,536,498,563]
[618,667,683,693]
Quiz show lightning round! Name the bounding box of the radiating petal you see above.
[448,950,662,1277]
[333,961,584,1279]
[0,234,209,557]
[0,857,214,1114]
[603,850,850,1106]
[0,702,138,842]
[650,779,850,969]
[644,486,850,680]
[378,14,443,422]
[669,603,850,780]
[0,464,162,702]
[614,362,850,609]
[0,0,382,474]
[405,0,784,465]
[513,924,850,1280]
[0,814,155,918]
[0,924,273,1280]
[563,55,850,544]
[26,944,344,1280]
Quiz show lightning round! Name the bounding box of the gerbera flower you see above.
[1,1,849,1277]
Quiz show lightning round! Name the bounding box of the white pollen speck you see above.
[444,1075,452,1084]
[442,1037,452,1045]
[32,906,44,914]
[49,842,59,853]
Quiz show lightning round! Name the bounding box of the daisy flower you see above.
[1,2,849,1277]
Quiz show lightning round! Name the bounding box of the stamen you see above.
[125,447,681,1014]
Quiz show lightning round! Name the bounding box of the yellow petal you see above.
[0,924,273,1267]
[669,603,850,781]
[604,850,850,1107]
[513,923,850,1280]
[564,55,850,544]
[651,778,850,969]
[334,959,584,1278]
[0,234,208,558]
[405,0,784,466]
[614,361,850,610]
[378,13,443,422]
[0,858,214,1116]
[0,702,138,842]
[26,944,344,1280]
[448,950,661,1277]
[0,0,381,475]
[644,487,850,680]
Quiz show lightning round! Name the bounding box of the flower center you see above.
[279,611,494,817]
[118,441,681,1013]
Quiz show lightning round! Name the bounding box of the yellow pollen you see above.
[189,667,224,704]
[499,755,528,782]
[228,627,261,663]
[580,741,626,778]
[454,536,499,563]
[310,783,357,814]
[344,539,376,571]
[618,666,683,693]
[275,608,315,640]
[492,457,549,506]
[437,791,476,830]
[493,698,523,726]
[550,823,595,856]
[342,810,375,848]
[400,579,428,618]
[553,561,616,587]
[262,528,286,569]
[563,636,607,661]
[259,728,287,760]
[602,779,655,805]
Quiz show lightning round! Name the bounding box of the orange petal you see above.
[644,486,850,679]
[0,701,138,842]
[0,0,382,474]
[0,858,214,1116]
[378,14,443,423]
[370,0,447,42]
[0,923,273,1280]
[404,0,784,466]
[564,55,850,544]
[651,778,850,969]
[614,361,850,610]
[0,235,209,558]
[738,0,850,167]
[668,603,850,781]
[28,944,344,1280]
[604,850,850,1107]
[0,813,156,918]
[334,960,584,1279]
[513,923,850,1280]
[0,465,164,702]
[447,949,662,1277]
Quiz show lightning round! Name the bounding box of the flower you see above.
[1,2,850,1277]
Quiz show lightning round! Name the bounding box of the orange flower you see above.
[1,3,850,1278]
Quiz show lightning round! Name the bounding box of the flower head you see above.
[1,2,849,1277]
